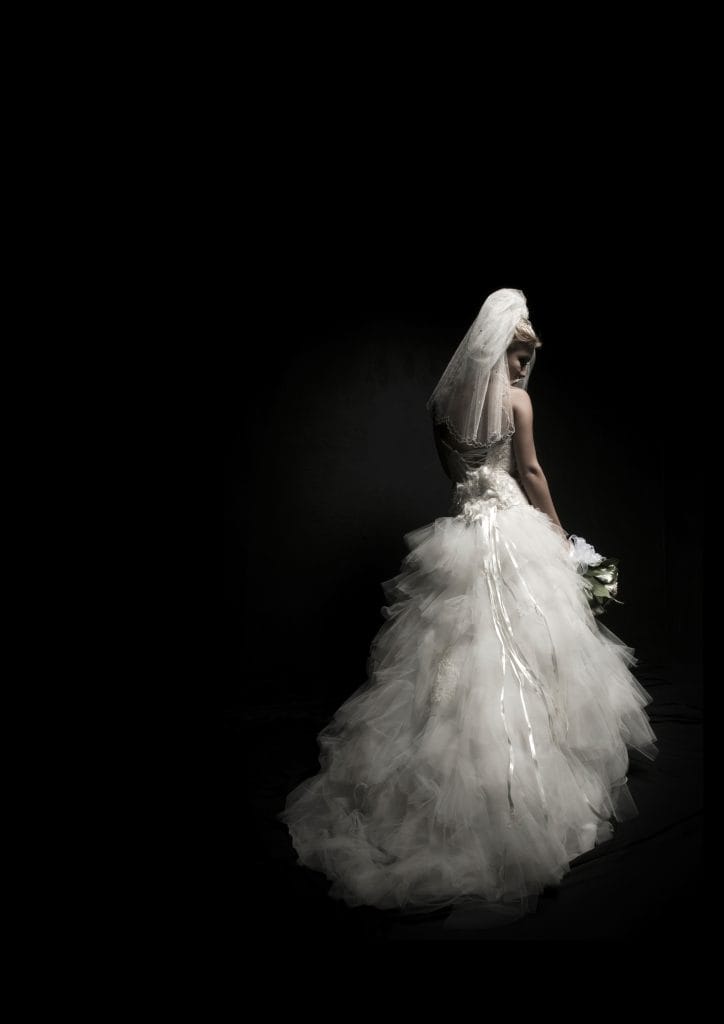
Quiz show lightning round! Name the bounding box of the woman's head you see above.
[507,319,542,386]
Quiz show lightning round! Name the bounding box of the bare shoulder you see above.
[510,388,532,413]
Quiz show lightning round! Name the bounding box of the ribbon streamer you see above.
[473,502,612,827]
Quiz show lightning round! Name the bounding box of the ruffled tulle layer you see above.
[278,501,658,913]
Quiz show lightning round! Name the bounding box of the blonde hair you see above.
[510,318,542,350]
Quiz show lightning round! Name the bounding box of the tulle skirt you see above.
[277,499,658,918]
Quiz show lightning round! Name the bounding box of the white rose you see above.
[568,534,604,569]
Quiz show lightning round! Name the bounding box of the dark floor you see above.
[223,660,703,941]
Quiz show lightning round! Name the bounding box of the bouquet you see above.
[567,535,622,617]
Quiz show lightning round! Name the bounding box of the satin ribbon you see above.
[473,501,611,828]
[500,529,615,824]
[498,531,569,741]
[480,504,550,827]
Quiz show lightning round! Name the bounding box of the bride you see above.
[277,288,658,921]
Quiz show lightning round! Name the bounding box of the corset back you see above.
[433,422,529,518]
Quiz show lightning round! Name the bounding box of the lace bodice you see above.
[432,423,530,519]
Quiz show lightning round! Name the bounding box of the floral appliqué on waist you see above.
[451,464,529,521]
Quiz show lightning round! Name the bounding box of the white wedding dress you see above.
[278,427,658,918]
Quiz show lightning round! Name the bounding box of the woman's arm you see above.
[511,390,567,539]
